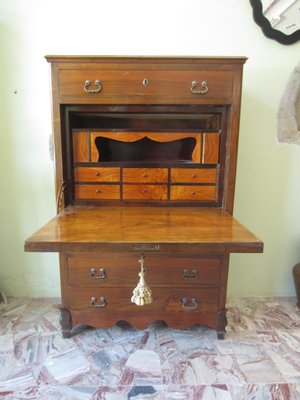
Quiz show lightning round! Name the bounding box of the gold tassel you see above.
[131,254,153,306]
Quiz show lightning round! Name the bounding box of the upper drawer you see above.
[171,168,217,184]
[74,184,120,200]
[58,69,234,103]
[74,167,120,182]
[67,255,221,287]
[123,168,168,183]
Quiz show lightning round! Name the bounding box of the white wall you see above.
[0,0,299,297]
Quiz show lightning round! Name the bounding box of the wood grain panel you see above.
[171,168,217,183]
[74,184,120,200]
[123,185,167,200]
[74,167,120,182]
[202,133,220,164]
[171,185,216,201]
[123,168,168,183]
[73,131,89,162]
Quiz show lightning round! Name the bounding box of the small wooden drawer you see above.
[68,287,219,313]
[171,185,216,201]
[74,184,120,200]
[58,69,233,104]
[171,168,217,184]
[123,185,167,200]
[123,168,168,183]
[146,257,221,285]
[74,167,120,182]
[68,256,141,287]
[67,255,221,287]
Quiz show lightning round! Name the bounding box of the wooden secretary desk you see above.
[24,56,263,339]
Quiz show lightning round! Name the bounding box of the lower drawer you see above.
[123,185,167,200]
[170,185,216,201]
[123,168,168,183]
[67,287,219,313]
[74,184,120,200]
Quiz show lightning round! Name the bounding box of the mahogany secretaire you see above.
[24,56,263,339]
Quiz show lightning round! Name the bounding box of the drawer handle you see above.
[191,80,208,95]
[90,267,106,279]
[84,79,102,94]
[91,296,106,308]
[181,297,198,310]
[182,268,198,280]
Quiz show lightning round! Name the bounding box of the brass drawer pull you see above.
[84,79,102,94]
[181,297,198,310]
[191,80,208,95]
[91,296,106,308]
[90,267,106,279]
[182,268,198,280]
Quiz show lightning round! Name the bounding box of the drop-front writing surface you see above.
[24,56,263,339]
[25,206,262,253]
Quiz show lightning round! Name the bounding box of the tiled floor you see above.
[0,297,300,399]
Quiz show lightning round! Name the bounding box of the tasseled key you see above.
[131,254,153,306]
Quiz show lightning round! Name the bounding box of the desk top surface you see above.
[24,206,263,254]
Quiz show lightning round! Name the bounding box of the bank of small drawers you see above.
[74,166,218,202]
[66,255,221,313]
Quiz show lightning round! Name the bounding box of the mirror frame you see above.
[250,0,300,45]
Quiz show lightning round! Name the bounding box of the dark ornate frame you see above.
[250,0,300,45]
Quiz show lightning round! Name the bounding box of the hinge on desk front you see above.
[133,244,160,251]
[56,181,68,214]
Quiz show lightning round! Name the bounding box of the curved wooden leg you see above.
[216,308,227,340]
[59,307,72,338]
